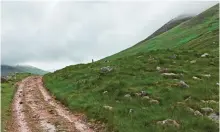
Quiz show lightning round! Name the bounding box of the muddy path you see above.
[7,76,95,132]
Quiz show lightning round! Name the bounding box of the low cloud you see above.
[1,1,218,71]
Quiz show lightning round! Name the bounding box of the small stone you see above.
[140,91,147,96]
[103,105,113,111]
[208,113,219,123]
[190,60,196,64]
[157,119,180,128]
[194,110,203,116]
[201,100,218,104]
[169,54,177,59]
[192,76,201,80]
[162,73,177,76]
[100,66,113,73]
[124,94,131,98]
[19,101,23,104]
[179,80,189,88]
[129,109,133,113]
[201,74,211,78]
[135,93,141,97]
[186,107,194,113]
[156,66,161,71]
[142,96,150,100]
[201,107,213,113]
[103,91,108,94]
[217,83,219,86]
[201,53,209,57]
[208,100,218,104]
[149,99,159,104]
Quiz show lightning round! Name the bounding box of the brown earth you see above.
[6,76,96,132]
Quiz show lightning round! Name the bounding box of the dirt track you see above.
[7,76,94,132]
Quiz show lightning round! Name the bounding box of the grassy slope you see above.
[1,73,31,131]
[43,5,219,132]
[134,16,192,47]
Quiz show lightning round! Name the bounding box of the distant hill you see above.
[1,65,48,76]
[136,15,193,46]
[105,4,219,60]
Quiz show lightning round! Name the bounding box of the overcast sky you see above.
[1,0,218,71]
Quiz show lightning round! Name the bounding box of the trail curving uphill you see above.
[8,76,94,132]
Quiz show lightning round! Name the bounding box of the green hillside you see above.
[15,65,48,75]
[43,4,219,132]
[1,65,48,76]
[133,15,193,47]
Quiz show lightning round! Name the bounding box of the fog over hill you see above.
[2,1,218,71]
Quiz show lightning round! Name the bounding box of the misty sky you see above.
[1,0,218,71]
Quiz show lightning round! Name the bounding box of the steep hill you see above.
[43,4,219,132]
[134,15,193,47]
[1,65,48,76]
[104,4,219,60]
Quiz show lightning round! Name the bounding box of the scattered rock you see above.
[201,107,213,113]
[103,91,108,94]
[140,91,147,96]
[169,54,177,59]
[157,119,180,128]
[149,99,159,104]
[142,96,150,100]
[156,66,161,71]
[208,113,219,123]
[178,80,189,88]
[135,93,141,96]
[100,66,113,73]
[137,56,142,58]
[129,109,133,113]
[190,60,196,64]
[103,105,113,111]
[201,53,209,57]
[201,74,211,78]
[192,76,201,80]
[186,107,194,113]
[162,73,177,76]
[201,100,218,104]
[124,94,131,98]
[217,83,219,86]
[19,101,23,104]
[194,110,203,116]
